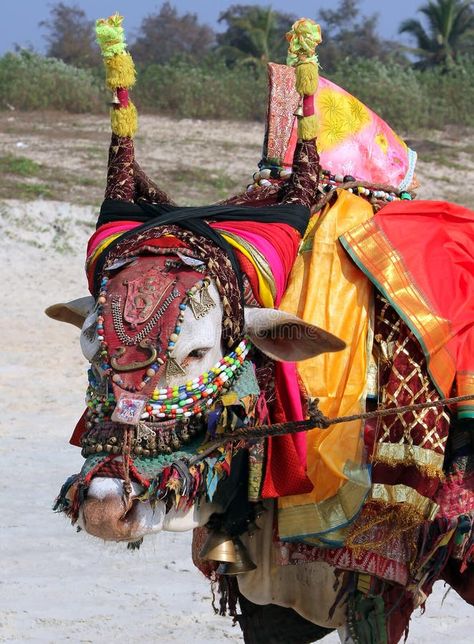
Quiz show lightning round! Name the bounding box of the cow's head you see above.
[48,249,344,544]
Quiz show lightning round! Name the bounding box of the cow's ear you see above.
[45,296,95,329]
[244,307,345,362]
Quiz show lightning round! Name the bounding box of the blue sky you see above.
[2,1,422,54]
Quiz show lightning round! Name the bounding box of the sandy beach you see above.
[0,114,473,642]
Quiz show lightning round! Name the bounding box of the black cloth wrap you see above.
[93,199,310,297]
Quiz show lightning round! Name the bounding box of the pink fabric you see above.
[212,223,287,302]
[279,362,306,462]
[265,64,416,191]
[87,221,140,257]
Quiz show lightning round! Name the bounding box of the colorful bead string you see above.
[146,339,250,420]
[86,339,250,427]
[247,166,412,202]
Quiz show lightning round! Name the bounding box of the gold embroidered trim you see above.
[373,443,444,479]
[345,499,423,556]
[341,221,454,397]
[277,461,370,539]
[370,483,439,520]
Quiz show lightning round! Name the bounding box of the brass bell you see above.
[293,103,304,118]
[109,92,120,106]
[216,537,257,575]
[199,529,236,563]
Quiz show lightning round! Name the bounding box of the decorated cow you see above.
[47,15,474,644]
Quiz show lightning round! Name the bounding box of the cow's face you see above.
[47,257,344,544]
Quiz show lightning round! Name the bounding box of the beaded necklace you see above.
[248,166,412,202]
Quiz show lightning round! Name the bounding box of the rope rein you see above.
[188,393,474,465]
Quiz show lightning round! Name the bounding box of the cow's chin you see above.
[78,477,219,542]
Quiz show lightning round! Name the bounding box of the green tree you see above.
[318,0,401,72]
[399,0,474,68]
[131,2,215,65]
[216,5,296,68]
[40,2,99,68]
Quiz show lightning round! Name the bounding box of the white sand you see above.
[0,200,472,643]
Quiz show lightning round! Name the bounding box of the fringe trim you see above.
[211,573,239,617]
[372,454,445,481]
[140,460,208,511]
[295,62,318,96]
[345,499,423,555]
[104,51,136,90]
[110,101,138,138]
[298,114,318,141]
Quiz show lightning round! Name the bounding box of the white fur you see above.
[161,282,224,386]
[238,500,347,629]
[82,477,221,535]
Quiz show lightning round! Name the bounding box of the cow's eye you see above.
[188,348,210,359]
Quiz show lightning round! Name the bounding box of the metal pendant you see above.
[165,356,186,382]
[111,393,148,425]
[189,283,216,319]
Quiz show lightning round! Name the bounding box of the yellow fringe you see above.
[298,114,318,140]
[295,62,318,96]
[110,102,138,138]
[104,51,136,90]
[345,500,422,556]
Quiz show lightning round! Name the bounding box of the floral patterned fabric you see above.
[263,63,417,191]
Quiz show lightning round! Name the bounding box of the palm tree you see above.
[217,6,295,69]
[399,0,474,68]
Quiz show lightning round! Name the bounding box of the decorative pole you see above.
[286,18,322,142]
[95,14,137,138]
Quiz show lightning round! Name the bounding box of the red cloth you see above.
[343,200,474,416]
[261,363,314,497]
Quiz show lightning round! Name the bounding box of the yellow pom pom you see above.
[110,102,138,138]
[295,62,319,96]
[298,114,318,141]
[104,52,136,90]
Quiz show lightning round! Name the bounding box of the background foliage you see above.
[0,0,473,131]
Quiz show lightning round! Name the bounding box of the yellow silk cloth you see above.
[277,190,373,542]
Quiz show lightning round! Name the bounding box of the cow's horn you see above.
[45,296,95,329]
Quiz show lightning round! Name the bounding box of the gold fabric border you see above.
[370,483,439,521]
[373,443,444,475]
[457,373,474,416]
[341,221,455,397]
[278,462,370,539]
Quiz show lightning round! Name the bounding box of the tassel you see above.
[298,113,318,141]
[295,61,318,96]
[96,14,138,138]
[96,14,127,58]
[286,18,322,142]
[110,99,137,137]
[103,51,136,90]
